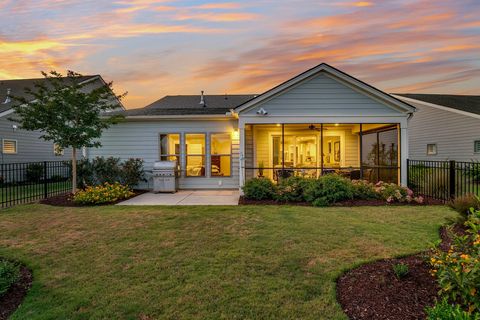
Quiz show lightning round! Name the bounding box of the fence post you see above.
[449,160,456,199]
[43,161,48,199]
[406,159,410,187]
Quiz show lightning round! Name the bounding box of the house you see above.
[394,94,480,162]
[0,75,120,164]
[89,63,416,190]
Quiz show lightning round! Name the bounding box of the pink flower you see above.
[387,196,394,203]
[415,196,424,204]
[406,188,414,196]
[375,181,384,187]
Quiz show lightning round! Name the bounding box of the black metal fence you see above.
[407,159,480,201]
[1,160,72,208]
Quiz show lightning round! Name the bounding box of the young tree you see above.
[10,70,125,193]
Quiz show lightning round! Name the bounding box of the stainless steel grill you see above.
[152,161,178,192]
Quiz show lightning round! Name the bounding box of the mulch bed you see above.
[336,225,459,320]
[39,189,147,207]
[239,196,444,206]
[0,261,33,320]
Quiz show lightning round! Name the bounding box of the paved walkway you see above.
[117,190,240,206]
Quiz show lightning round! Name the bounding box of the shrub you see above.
[0,260,20,297]
[275,176,312,202]
[304,174,353,206]
[351,180,380,200]
[73,182,134,205]
[77,157,145,189]
[26,163,44,182]
[429,209,480,313]
[392,263,409,279]
[375,181,423,204]
[242,178,277,200]
[449,194,480,220]
[426,299,479,320]
[120,158,146,187]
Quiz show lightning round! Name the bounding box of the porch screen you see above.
[211,133,231,177]
[186,134,206,177]
[160,134,180,169]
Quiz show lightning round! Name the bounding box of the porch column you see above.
[400,120,408,186]
[238,123,246,192]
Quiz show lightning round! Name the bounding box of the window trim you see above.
[53,143,64,156]
[2,139,17,154]
[210,132,233,177]
[185,133,206,178]
[426,143,437,156]
[474,140,480,154]
[159,133,181,166]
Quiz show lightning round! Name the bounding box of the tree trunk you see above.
[72,148,77,194]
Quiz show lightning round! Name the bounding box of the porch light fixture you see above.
[231,129,240,140]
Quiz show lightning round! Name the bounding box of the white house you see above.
[89,63,416,190]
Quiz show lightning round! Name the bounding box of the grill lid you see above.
[153,161,177,170]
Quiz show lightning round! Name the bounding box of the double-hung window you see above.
[427,143,437,155]
[211,133,232,177]
[160,134,180,169]
[185,134,206,177]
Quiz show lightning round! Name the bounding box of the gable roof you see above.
[394,93,480,116]
[121,94,256,116]
[234,63,416,114]
[0,75,101,114]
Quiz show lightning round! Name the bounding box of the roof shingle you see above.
[396,93,480,116]
[122,94,257,116]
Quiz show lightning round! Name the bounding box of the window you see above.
[54,144,64,156]
[211,133,232,177]
[2,139,17,154]
[427,143,437,155]
[185,134,205,177]
[475,140,480,153]
[159,134,180,169]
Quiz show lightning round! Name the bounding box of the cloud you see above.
[175,12,258,22]
[192,2,242,9]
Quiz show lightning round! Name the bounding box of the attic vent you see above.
[2,88,11,104]
[199,90,205,107]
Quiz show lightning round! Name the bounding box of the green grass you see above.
[0,181,71,203]
[0,204,457,319]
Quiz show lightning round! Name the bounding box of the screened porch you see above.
[243,123,400,184]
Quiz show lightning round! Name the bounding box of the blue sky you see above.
[0,0,479,108]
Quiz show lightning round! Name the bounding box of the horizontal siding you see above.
[89,120,239,189]
[0,114,72,164]
[408,102,480,161]
[242,73,403,116]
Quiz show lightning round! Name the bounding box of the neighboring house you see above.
[0,75,121,164]
[395,94,480,162]
[90,63,415,190]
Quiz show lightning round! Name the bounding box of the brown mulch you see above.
[239,196,444,206]
[336,224,466,320]
[0,262,33,320]
[39,190,147,207]
[337,255,438,320]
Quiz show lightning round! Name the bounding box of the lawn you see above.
[0,204,457,319]
[0,181,71,206]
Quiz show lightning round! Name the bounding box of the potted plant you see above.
[258,161,265,178]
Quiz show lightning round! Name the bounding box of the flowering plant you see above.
[374,181,423,204]
[73,182,134,205]
[429,209,480,313]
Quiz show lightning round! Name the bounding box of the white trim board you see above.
[392,95,480,120]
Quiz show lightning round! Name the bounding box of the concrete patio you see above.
[117,190,240,206]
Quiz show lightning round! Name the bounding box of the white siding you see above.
[241,73,404,117]
[408,102,480,161]
[89,119,239,189]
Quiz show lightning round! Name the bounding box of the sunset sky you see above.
[0,0,479,109]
